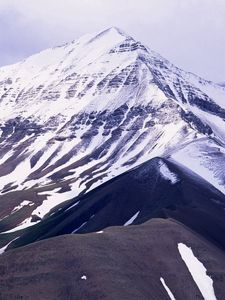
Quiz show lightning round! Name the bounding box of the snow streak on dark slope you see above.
[5,157,225,253]
[0,27,225,232]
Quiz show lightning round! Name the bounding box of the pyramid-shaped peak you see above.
[104,26,129,36]
[85,26,133,45]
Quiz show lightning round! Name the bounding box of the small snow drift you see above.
[158,160,179,184]
[160,277,176,300]
[124,211,140,226]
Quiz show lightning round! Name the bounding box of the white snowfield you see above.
[0,27,225,232]
[178,243,217,300]
[35,187,74,219]
[171,138,225,195]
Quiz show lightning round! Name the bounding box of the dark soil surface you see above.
[0,218,225,300]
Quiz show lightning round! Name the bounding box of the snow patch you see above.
[0,243,10,255]
[124,211,140,226]
[72,221,87,233]
[0,151,14,165]
[178,243,217,300]
[12,200,34,212]
[0,237,20,255]
[0,158,32,193]
[160,277,176,300]
[1,217,40,233]
[64,200,80,212]
[33,185,78,219]
[159,161,179,184]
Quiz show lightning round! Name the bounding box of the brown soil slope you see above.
[0,218,225,300]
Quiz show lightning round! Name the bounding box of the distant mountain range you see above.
[0,27,225,299]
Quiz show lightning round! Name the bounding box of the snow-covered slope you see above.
[170,137,225,194]
[0,27,225,231]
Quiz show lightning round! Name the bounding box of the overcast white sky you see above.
[0,0,224,82]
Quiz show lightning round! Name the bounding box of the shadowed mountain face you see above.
[5,157,225,253]
[1,219,225,300]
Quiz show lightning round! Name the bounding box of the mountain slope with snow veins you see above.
[0,27,225,235]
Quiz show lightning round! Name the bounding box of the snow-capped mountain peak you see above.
[0,27,225,234]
